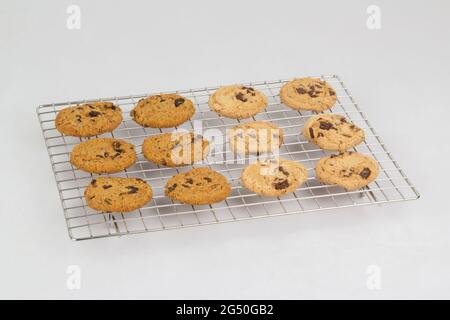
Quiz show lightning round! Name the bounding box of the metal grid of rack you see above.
[37,75,420,240]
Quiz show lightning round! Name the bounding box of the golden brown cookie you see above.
[208,85,268,119]
[228,121,284,155]
[70,138,136,173]
[315,152,379,190]
[241,158,308,196]
[85,177,153,212]
[142,132,209,167]
[303,114,365,151]
[130,94,195,128]
[280,78,337,111]
[164,168,231,205]
[55,102,122,137]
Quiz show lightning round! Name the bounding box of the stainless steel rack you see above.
[37,75,420,240]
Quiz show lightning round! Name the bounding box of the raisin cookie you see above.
[280,78,337,111]
[85,177,153,212]
[164,168,231,205]
[55,102,122,137]
[130,94,195,128]
[70,138,136,173]
[142,132,209,167]
[303,114,365,151]
[228,121,284,155]
[241,158,308,196]
[208,85,268,119]
[315,152,379,190]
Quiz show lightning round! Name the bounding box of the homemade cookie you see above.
[70,138,136,173]
[142,132,209,167]
[164,168,231,205]
[228,121,284,155]
[280,78,337,111]
[85,177,153,212]
[208,85,268,119]
[130,94,195,128]
[315,152,379,190]
[55,102,122,137]
[241,158,308,196]
[303,114,365,151]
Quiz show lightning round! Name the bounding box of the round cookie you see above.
[315,152,379,191]
[85,177,153,212]
[241,158,308,196]
[303,114,365,151]
[164,168,231,205]
[130,94,195,128]
[280,78,337,111]
[142,132,210,167]
[55,102,122,137]
[228,121,284,155]
[70,138,136,173]
[208,85,268,119]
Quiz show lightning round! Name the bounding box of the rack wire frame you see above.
[37,75,420,241]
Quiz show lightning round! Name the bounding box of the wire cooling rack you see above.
[37,75,420,240]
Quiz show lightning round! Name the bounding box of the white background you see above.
[1,0,449,299]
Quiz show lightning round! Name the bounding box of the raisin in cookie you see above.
[85,177,153,212]
[280,78,337,111]
[315,152,379,191]
[241,158,308,196]
[142,132,209,167]
[303,114,365,151]
[164,168,231,205]
[55,102,122,137]
[70,138,136,173]
[228,121,284,155]
[130,94,195,128]
[208,85,268,119]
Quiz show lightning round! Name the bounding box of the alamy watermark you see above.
[366,5,381,30]
[66,5,81,30]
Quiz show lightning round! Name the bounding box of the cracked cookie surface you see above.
[228,121,284,155]
[241,158,308,196]
[142,132,209,167]
[70,138,136,173]
[208,85,268,119]
[130,94,195,128]
[280,78,337,111]
[164,168,231,205]
[55,102,123,137]
[85,177,153,212]
[315,152,379,190]
[303,114,365,151]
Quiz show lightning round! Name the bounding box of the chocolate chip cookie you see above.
[315,152,379,190]
[164,168,231,205]
[280,78,337,111]
[55,102,122,137]
[303,114,365,151]
[228,121,284,155]
[70,138,136,173]
[85,177,153,212]
[241,158,308,196]
[130,94,195,128]
[142,132,209,167]
[208,85,268,119]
